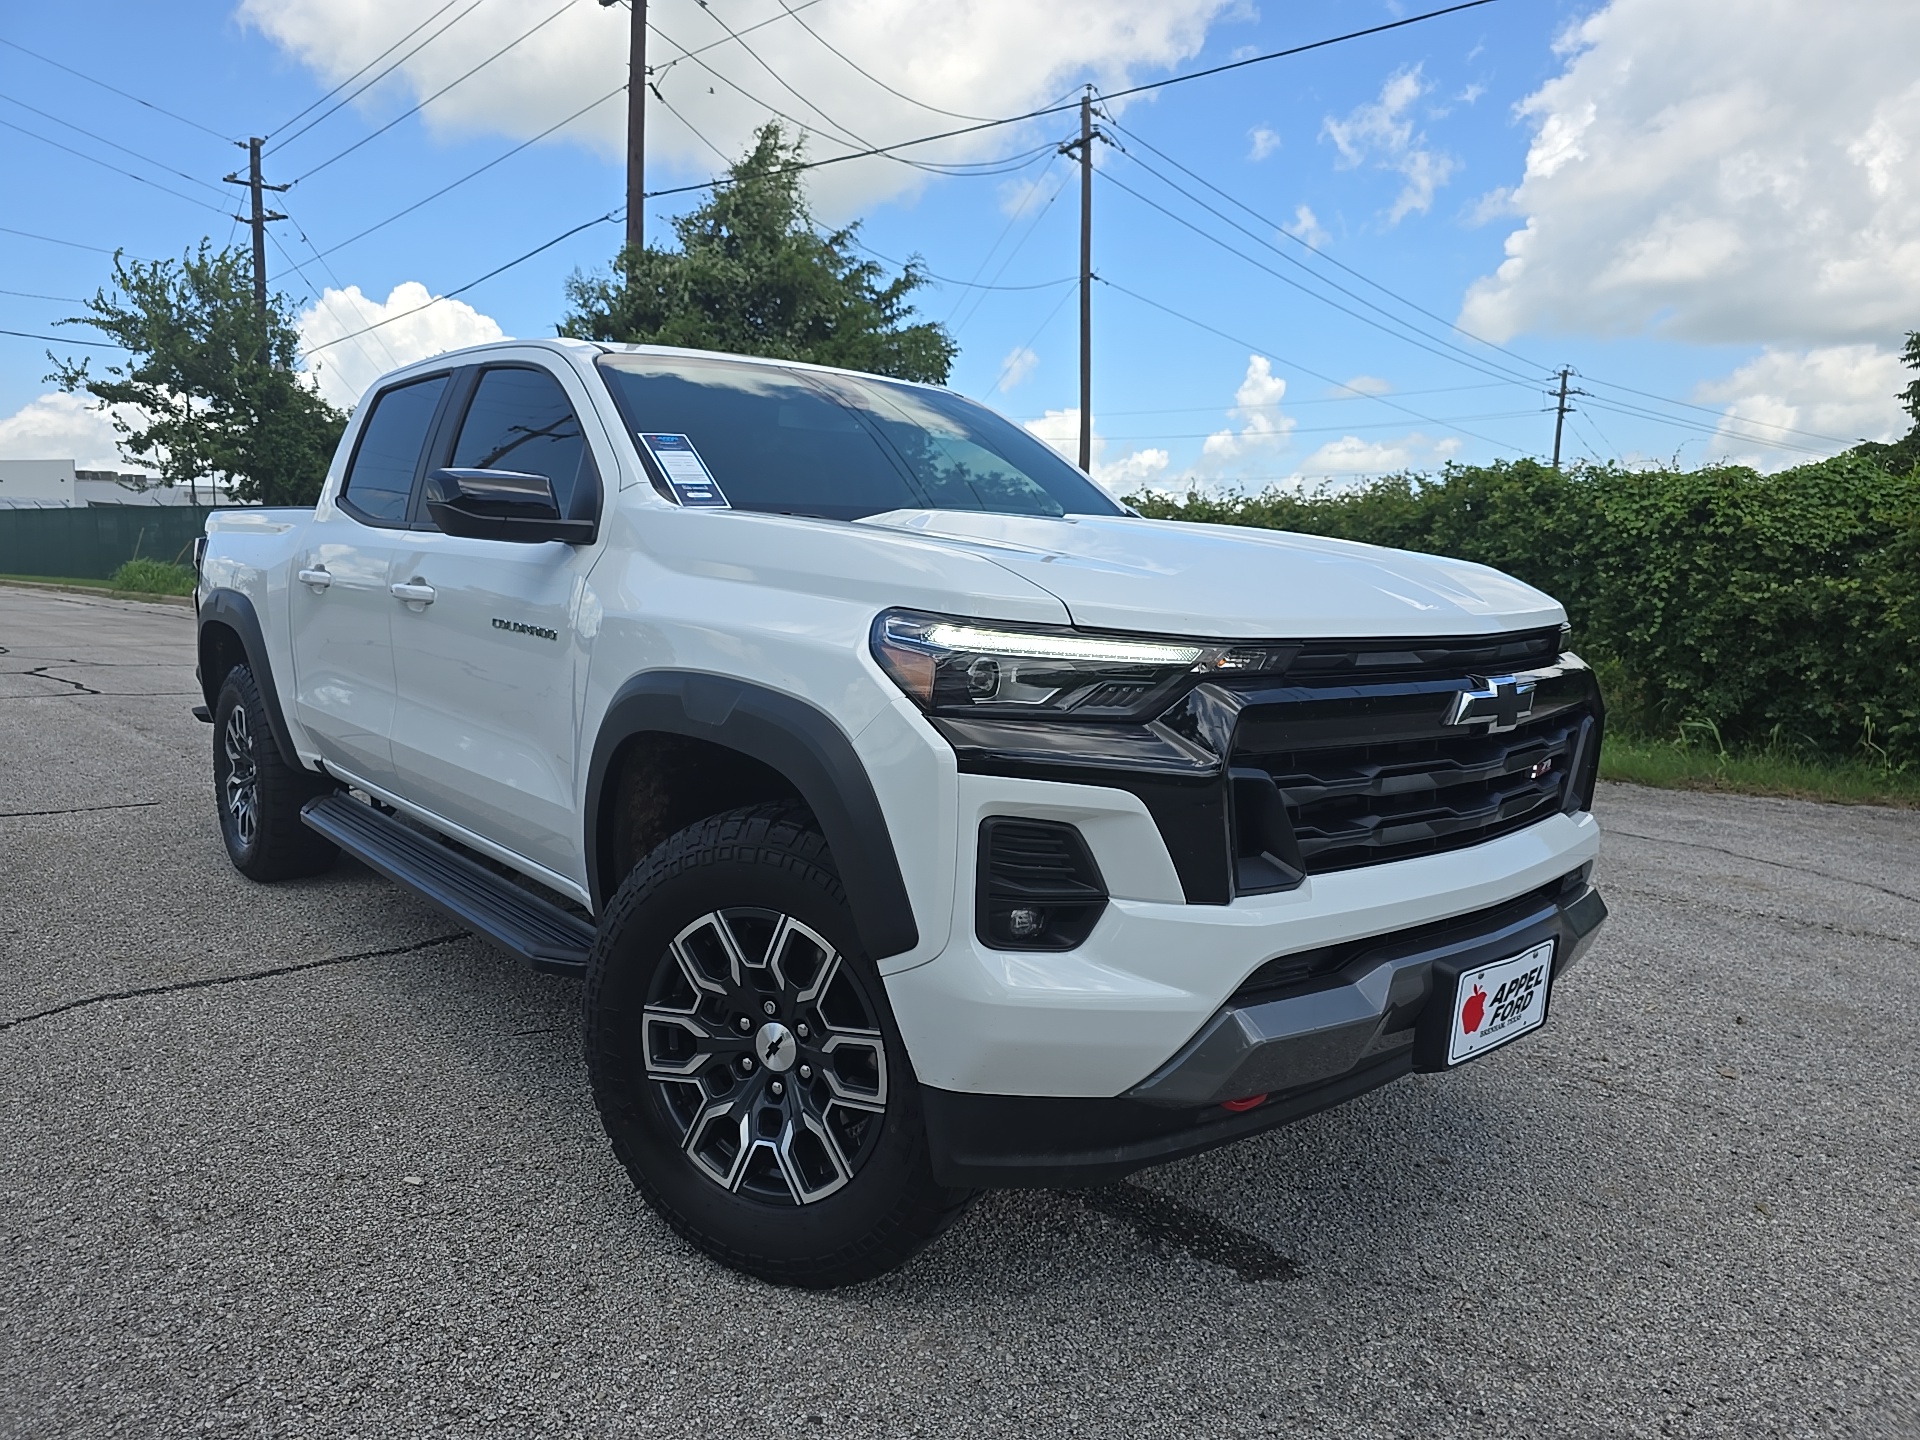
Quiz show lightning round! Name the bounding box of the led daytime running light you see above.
[920,623,1203,667]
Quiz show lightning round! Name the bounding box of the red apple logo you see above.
[1461,985,1487,1035]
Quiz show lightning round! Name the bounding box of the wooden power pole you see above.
[601,0,647,253]
[1550,367,1585,469]
[1074,91,1097,472]
[223,138,288,359]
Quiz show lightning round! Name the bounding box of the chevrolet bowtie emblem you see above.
[1446,675,1536,733]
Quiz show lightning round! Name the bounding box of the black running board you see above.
[302,794,594,975]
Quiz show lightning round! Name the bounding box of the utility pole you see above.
[600,0,646,254]
[1549,366,1586,468]
[222,137,288,355]
[1054,90,1106,472]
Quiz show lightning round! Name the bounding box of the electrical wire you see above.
[0,286,86,303]
[841,234,1072,291]
[313,83,626,259]
[1,327,120,347]
[0,91,229,195]
[638,1,1501,203]
[300,207,621,360]
[268,0,474,142]
[769,0,997,122]
[0,115,229,216]
[1099,277,1525,454]
[1097,411,1545,443]
[942,156,1068,327]
[276,202,407,372]
[0,224,152,260]
[0,35,234,142]
[285,0,579,183]
[1095,165,1535,390]
[1020,382,1520,421]
[268,0,487,151]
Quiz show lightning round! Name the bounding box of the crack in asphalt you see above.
[0,800,167,819]
[1606,826,1920,906]
[24,665,101,696]
[0,934,466,1033]
[1079,1182,1296,1282]
[1605,882,1920,950]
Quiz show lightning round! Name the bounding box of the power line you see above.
[285,0,579,183]
[0,286,86,303]
[0,35,234,141]
[841,234,1072,291]
[268,0,488,151]
[0,224,152,260]
[1018,382,1520,420]
[313,84,626,259]
[1097,410,1548,443]
[0,115,229,215]
[300,208,621,361]
[0,91,229,195]
[637,0,1500,203]
[1094,164,1533,389]
[1100,277,1525,454]
[268,0,474,141]
[769,0,997,123]
[1,326,119,348]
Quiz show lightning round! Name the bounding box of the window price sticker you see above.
[639,433,730,508]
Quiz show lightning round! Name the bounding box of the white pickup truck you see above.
[194,338,1607,1286]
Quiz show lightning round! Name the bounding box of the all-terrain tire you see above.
[211,664,338,882]
[584,803,975,1287]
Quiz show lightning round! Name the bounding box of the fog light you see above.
[1006,907,1044,939]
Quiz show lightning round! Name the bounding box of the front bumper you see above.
[922,872,1606,1188]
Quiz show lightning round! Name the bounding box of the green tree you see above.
[50,243,347,506]
[1851,329,1920,475]
[560,123,956,383]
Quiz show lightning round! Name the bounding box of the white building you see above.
[0,458,244,508]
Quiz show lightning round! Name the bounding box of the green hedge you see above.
[1128,456,1920,765]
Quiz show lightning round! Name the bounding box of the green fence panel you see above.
[0,506,217,580]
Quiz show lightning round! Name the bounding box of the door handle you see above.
[297,566,331,590]
[390,580,436,606]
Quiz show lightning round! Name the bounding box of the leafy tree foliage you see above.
[560,123,955,383]
[1850,329,1920,475]
[50,243,347,506]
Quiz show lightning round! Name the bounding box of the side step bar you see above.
[302,794,594,976]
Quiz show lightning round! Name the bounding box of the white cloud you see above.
[1291,433,1461,482]
[1460,0,1920,346]
[1289,203,1330,248]
[0,392,133,470]
[1696,343,1909,470]
[242,0,1237,216]
[1248,126,1282,161]
[1341,375,1393,396]
[1021,407,1167,493]
[296,282,505,408]
[1200,354,1294,465]
[996,345,1038,391]
[1322,64,1458,223]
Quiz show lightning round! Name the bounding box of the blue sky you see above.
[3,0,1915,488]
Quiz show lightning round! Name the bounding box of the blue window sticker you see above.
[638,433,730,508]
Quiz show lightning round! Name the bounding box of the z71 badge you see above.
[492,618,558,641]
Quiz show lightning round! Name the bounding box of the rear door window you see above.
[447,367,592,517]
[339,374,448,525]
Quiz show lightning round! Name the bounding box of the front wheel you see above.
[583,804,974,1287]
[211,665,337,881]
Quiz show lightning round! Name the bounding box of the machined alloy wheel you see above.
[584,804,975,1287]
[644,908,889,1205]
[222,703,260,850]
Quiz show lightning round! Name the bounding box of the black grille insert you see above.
[1236,709,1590,875]
[976,818,1108,951]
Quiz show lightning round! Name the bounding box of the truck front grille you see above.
[1238,710,1588,874]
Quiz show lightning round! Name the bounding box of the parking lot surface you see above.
[2,584,1915,1439]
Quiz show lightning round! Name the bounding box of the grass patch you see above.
[1601,734,1920,807]
[108,558,195,595]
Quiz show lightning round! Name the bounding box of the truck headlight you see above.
[871,609,1276,718]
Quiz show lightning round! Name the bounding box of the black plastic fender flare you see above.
[585,672,920,961]
[197,588,302,769]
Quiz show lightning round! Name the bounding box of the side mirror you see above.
[425,468,596,544]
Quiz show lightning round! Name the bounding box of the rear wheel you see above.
[584,804,974,1287]
[211,665,337,881]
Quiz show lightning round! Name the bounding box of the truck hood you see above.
[854,510,1564,639]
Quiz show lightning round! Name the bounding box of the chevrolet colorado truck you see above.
[194,338,1607,1286]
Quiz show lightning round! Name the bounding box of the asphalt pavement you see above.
[2,583,1915,1439]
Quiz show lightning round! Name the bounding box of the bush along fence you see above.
[0,505,210,582]
[1128,455,1920,767]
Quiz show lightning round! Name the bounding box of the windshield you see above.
[595,353,1123,521]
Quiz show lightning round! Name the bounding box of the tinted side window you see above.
[450,368,588,514]
[341,375,448,524]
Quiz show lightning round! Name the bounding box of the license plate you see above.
[1447,940,1555,1065]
